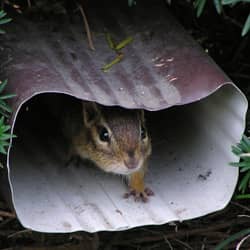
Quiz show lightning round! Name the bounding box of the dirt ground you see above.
[0,1,250,249]
[0,200,250,249]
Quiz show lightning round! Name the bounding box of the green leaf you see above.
[232,136,250,156]
[0,110,9,118]
[230,161,250,167]
[0,80,7,93]
[0,11,7,19]
[241,135,250,149]
[235,194,250,199]
[0,94,16,100]
[0,101,12,113]
[0,80,15,118]
[0,134,13,140]
[222,0,250,5]
[213,0,222,13]
[0,116,4,123]
[194,0,200,8]
[0,113,14,155]
[128,0,136,7]
[240,139,250,152]
[0,18,12,25]
[105,33,116,50]
[115,36,133,51]
[232,145,242,155]
[0,141,10,146]
[102,54,124,72]
[215,228,250,250]
[0,145,7,154]
[240,166,250,172]
[242,135,250,146]
[1,125,11,132]
[222,0,240,4]
[242,12,250,36]
[0,10,11,34]
[238,170,250,193]
[195,0,207,17]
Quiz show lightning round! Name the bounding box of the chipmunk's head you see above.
[82,102,151,175]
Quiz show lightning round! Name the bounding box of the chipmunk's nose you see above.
[124,151,138,169]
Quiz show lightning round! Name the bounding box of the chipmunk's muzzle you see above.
[124,158,138,169]
[123,150,141,170]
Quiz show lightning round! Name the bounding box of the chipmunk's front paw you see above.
[124,187,154,202]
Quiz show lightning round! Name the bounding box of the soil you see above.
[0,0,250,249]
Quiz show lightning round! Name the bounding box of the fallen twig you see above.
[27,0,31,8]
[8,229,32,238]
[77,2,95,51]
[112,218,249,245]
[222,13,243,29]
[0,210,15,218]
[0,217,15,229]
[173,238,193,250]
[232,201,250,212]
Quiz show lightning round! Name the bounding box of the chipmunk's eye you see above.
[98,126,110,142]
[141,126,147,140]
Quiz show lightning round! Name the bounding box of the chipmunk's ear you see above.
[82,101,101,127]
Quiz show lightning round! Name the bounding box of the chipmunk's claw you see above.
[145,187,154,196]
[124,187,154,202]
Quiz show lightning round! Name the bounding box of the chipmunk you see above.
[66,101,153,202]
